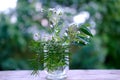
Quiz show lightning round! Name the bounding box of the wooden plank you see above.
[0,70,120,80]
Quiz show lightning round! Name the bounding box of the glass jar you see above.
[44,41,69,80]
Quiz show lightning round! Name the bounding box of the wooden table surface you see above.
[0,70,120,80]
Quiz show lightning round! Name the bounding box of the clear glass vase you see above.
[44,40,69,80]
[44,52,69,80]
[45,65,69,80]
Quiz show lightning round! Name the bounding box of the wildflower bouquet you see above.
[29,8,93,79]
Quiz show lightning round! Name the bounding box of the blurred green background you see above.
[0,0,120,70]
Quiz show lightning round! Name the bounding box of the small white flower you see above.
[50,24,54,28]
[49,8,55,12]
[40,8,44,12]
[56,8,64,15]
[33,33,40,41]
[69,23,77,27]
[64,32,68,36]
[42,34,52,41]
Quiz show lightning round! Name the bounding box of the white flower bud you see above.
[33,33,40,41]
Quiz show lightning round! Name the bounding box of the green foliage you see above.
[0,0,39,70]
[97,0,120,68]
[44,40,69,72]
[70,37,107,69]
[1,0,120,70]
[29,40,44,74]
[79,27,93,37]
[29,8,93,74]
[0,13,29,70]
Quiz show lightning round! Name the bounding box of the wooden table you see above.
[0,70,120,80]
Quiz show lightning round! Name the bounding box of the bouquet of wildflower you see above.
[29,8,93,75]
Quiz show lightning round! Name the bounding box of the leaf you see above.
[78,36,89,44]
[79,27,93,37]
[72,41,85,46]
